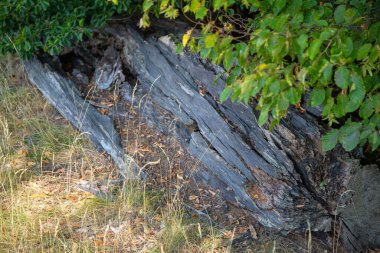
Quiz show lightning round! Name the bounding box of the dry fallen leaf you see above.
[94,239,103,247]
[17,149,28,157]
[249,224,258,239]
[208,190,216,196]
[11,158,26,169]
[27,161,36,167]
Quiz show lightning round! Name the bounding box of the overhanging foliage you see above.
[1,0,379,152]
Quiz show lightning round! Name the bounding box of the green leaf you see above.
[268,35,285,60]
[359,98,374,119]
[205,34,218,48]
[334,5,346,24]
[286,0,302,13]
[176,43,184,54]
[373,93,380,111]
[200,47,211,58]
[296,34,308,52]
[346,72,365,112]
[310,88,325,106]
[269,80,281,95]
[322,97,334,116]
[369,114,380,127]
[286,87,301,104]
[23,41,31,51]
[334,66,350,89]
[163,6,179,19]
[291,12,304,26]
[213,0,223,10]
[360,127,372,145]
[322,129,339,151]
[142,0,153,12]
[369,46,380,63]
[303,0,317,9]
[231,86,241,101]
[368,22,380,42]
[195,6,208,19]
[342,37,353,57]
[308,39,322,60]
[220,86,233,102]
[349,72,365,104]
[319,28,336,41]
[219,36,233,49]
[273,0,286,15]
[338,122,362,151]
[223,48,235,71]
[190,0,202,12]
[333,93,349,117]
[356,43,372,60]
[346,100,360,113]
[321,62,333,84]
[258,110,269,126]
[369,131,380,151]
[343,7,358,24]
[277,95,289,111]
[272,14,289,32]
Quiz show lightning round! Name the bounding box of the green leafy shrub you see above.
[143,0,380,152]
[1,0,379,152]
[0,0,133,58]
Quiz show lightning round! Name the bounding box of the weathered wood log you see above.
[24,57,141,179]
[24,22,380,251]
[105,25,329,229]
[103,24,379,251]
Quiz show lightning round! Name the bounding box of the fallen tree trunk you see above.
[24,23,380,251]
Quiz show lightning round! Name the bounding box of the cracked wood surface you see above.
[24,58,140,179]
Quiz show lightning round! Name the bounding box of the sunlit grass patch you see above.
[0,166,31,193]
[0,77,83,163]
[159,209,193,252]
[0,117,34,193]
[0,170,106,252]
[23,118,78,162]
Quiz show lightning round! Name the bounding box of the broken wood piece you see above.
[77,180,115,201]
[24,57,142,179]
[92,46,124,90]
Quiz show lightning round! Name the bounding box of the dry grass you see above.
[0,57,233,253]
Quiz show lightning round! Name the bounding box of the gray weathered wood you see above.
[106,25,330,230]
[24,57,140,179]
[92,46,124,90]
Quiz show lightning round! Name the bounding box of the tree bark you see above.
[24,22,380,252]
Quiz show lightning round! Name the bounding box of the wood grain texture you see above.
[24,57,140,179]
